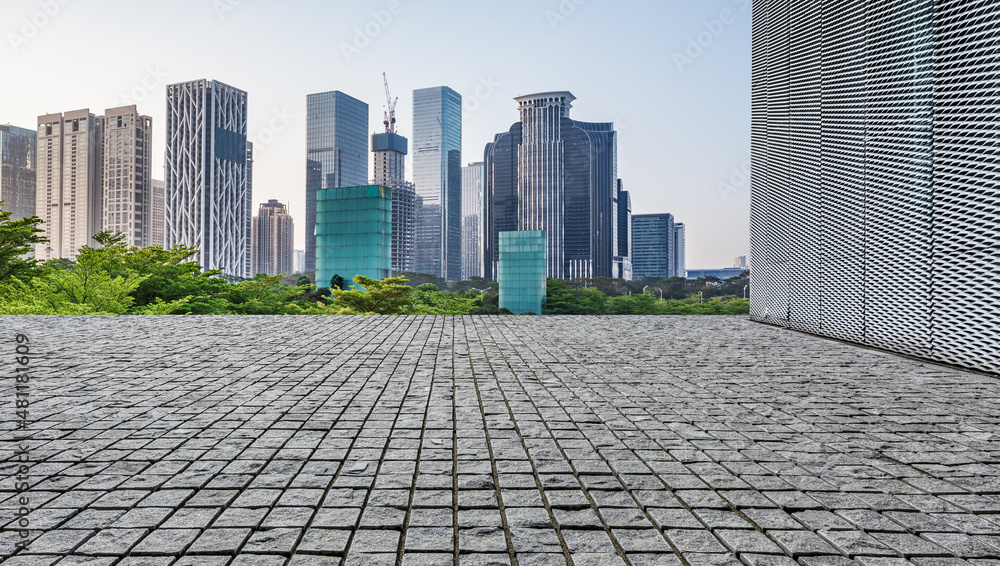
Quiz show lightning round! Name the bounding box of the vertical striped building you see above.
[751,0,999,373]
[165,79,250,278]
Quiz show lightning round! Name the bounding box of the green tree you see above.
[0,203,49,283]
[327,275,413,314]
[330,274,345,290]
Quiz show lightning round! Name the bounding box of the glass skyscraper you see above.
[0,124,36,222]
[752,0,999,374]
[498,230,547,315]
[412,86,462,280]
[305,91,369,274]
[315,185,392,290]
[461,162,484,280]
[613,179,632,280]
[483,92,617,280]
[632,213,675,280]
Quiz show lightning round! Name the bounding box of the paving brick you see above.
[7,315,1000,565]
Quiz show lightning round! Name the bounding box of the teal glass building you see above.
[315,185,392,290]
[498,231,546,314]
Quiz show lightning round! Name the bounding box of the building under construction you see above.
[372,73,416,273]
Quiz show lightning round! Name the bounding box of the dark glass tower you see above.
[305,91,368,274]
[483,92,617,280]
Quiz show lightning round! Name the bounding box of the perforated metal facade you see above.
[751,0,1000,374]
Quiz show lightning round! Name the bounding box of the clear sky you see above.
[3,0,751,269]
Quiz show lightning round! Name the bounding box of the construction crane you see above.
[383,72,397,134]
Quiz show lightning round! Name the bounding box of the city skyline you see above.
[1,0,751,270]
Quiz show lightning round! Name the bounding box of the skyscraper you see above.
[165,79,250,277]
[251,199,294,277]
[461,162,484,280]
[0,124,37,222]
[245,141,253,277]
[151,179,164,247]
[632,213,675,280]
[413,86,462,280]
[673,222,685,278]
[751,0,999,374]
[483,92,617,280]
[36,110,104,260]
[102,105,152,247]
[305,91,368,274]
[613,179,632,280]
[372,130,415,273]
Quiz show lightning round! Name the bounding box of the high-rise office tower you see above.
[632,213,675,280]
[0,124,37,222]
[151,179,164,247]
[413,86,462,280]
[165,79,250,277]
[483,92,617,280]
[36,110,104,260]
[245,142,253,277]
[102,105,152,247]
[673,222,685,278]
[752,0,999,374]
[461,162,484,280]
[293,249,305,274]
[372,130,415,273]
[251,199,294,276]
[305,91,368,274]
[613,179,632,280]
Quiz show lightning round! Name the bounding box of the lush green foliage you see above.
[0,214,749,315]
[0,204,48,284]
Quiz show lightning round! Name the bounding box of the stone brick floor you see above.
[2,315,999,566]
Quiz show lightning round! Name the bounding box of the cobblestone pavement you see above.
[2,315,1000,566]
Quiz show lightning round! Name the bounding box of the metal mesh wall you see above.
[751,0,1000,374]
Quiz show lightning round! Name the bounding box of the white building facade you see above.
[164,79,251,277]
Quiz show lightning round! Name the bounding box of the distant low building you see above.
[686,268,745,280]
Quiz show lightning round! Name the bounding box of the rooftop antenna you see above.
[383,72,397,133]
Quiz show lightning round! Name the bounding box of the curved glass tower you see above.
[484,92,617,280]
